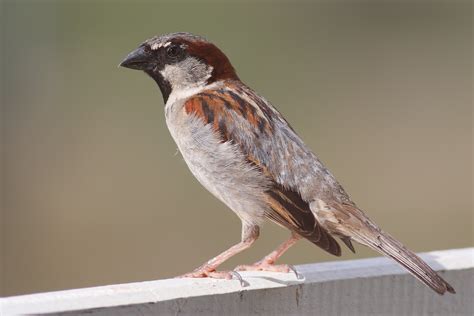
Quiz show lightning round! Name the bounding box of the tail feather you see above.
[315,202,455,294]
[358,232,455,295]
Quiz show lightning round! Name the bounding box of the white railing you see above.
[1,248,473,315]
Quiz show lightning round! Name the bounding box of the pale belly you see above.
[165,102,270,225]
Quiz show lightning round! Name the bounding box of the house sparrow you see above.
[120,32,455,295]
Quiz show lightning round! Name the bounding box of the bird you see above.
[120,32,455,295]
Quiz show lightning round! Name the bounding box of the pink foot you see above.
[235,262,290,272]
[177,266,248,286]
[235,261,303,279]
[178,269,233,279]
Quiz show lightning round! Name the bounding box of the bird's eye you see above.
[166,45,181,58]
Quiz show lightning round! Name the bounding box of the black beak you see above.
[119,46,153,70]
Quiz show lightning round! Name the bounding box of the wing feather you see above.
[183,81,341,256]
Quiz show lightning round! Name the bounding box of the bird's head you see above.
[120,32,238,103]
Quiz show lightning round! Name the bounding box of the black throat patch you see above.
[146,70,172,104]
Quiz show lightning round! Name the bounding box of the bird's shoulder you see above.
[182,80,305,183]
[182,80,282,140]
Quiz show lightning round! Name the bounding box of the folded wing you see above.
[183,82,341,256]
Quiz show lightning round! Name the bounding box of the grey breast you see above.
[164,100,271,225]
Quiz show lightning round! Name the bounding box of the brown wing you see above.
[184,82,341,257]
[265,184,341,256]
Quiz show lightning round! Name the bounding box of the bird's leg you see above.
[235,232,301,273]
[179,224,259,280]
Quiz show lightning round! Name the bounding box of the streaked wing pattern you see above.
[183,81,341,256]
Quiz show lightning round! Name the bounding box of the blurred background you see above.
[0,0,472,297]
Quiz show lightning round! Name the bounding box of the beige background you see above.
[1,1,472,296]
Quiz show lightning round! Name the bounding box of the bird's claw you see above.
[235,262,304,280]
[230,270,249,287]
[177,268,249,286]
[287,264,304,280]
